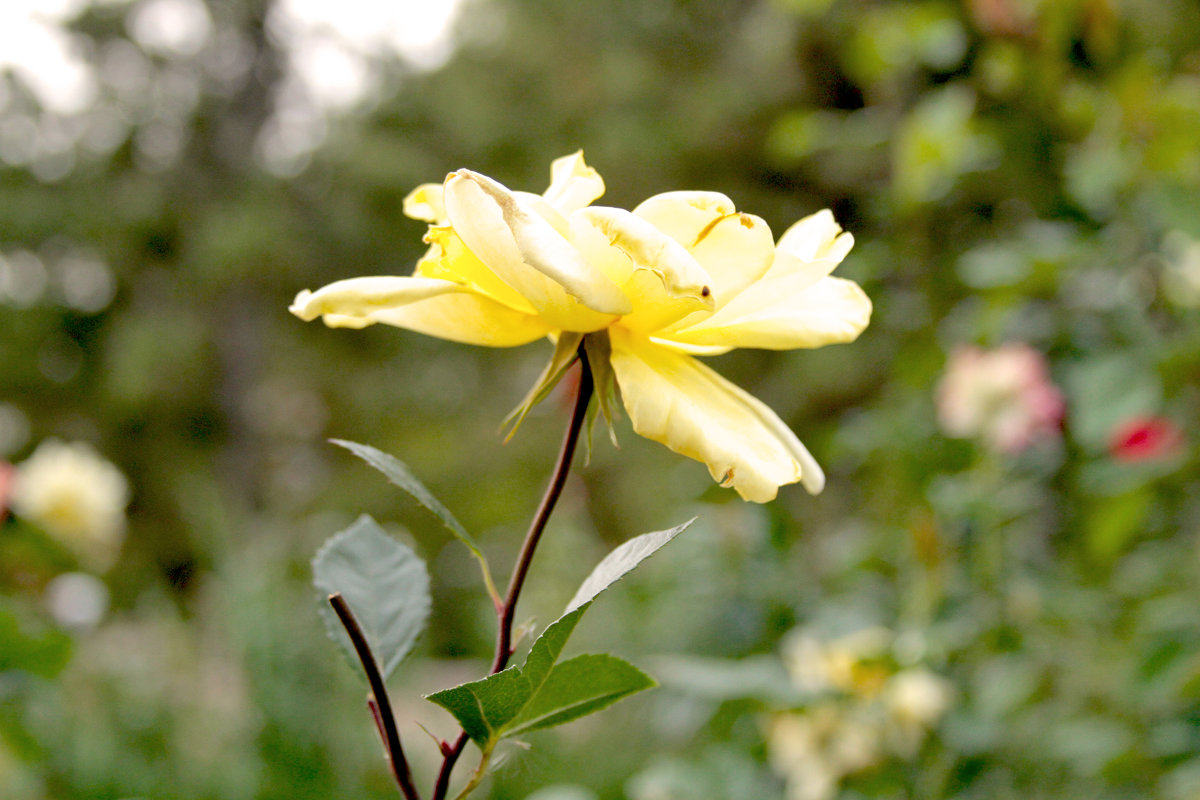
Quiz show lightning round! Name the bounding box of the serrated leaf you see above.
[503,332,584,441]
[313,515,431,680]
[426,667,532,746]
[523,605,588,691]
[429,520,693,747]
[330,439,478,555]
[507,653,655,736]
[330,439,500,607]
[565,518,695,614]
[524,518,695,692]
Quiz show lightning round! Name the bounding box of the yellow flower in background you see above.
[291,153,871,502]
[10,439,129,570]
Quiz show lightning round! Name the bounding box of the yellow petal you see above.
[543,151,605,215]
[609,328,824,502]
[647,337,733,357]
[571,206,713,334]
[367,291,553,346]
[756,211,855,292]
[664,276,872,350]
[416,226,537,315]
[444,169,629,331]
[632,191,736,245]
[290,276,463,322]
[775,210,854,267]
[290,275,551,346]
[633,191,774,305]
[515,190,571,238]
[403,183,446,223]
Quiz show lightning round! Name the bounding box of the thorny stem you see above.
[431,349,594,800]
[328,593,421,800]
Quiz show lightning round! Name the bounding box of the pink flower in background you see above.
[1109,416,1184,462]
[936,344,1064,453]
[0,461,12,521]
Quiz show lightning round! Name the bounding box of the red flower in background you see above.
[1109,416,1185,462]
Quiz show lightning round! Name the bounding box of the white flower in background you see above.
[768,705,883,800]
[10,439,129,569]
[1162,229,1200,308]
[770,627,956,796]
[782,625,892,696]
[45,571,110,630]
[882,667,955,755]
[936,343,1064,453]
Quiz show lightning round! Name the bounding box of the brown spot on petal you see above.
[701,286,711,298]
[738,213,755,229]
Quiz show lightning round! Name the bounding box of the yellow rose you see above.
[292,153,871,502]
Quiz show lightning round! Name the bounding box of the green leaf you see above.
[524,518,694,689]
[426,667,533,747]
[507,653,655,736]
[523,605,587,691]
[429,520,693,744]
[312,515,431,680]
[503,332,584,441]
[330,439,478,555]
[330,439,499,606]
[564,518,695,614]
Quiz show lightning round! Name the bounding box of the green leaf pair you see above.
[427,519,694,748]
[312,439,693,750]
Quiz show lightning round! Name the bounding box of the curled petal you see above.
[290,276,551,346]
[775,210,854,268]
[633,191,774,310]
[664,275,872,350]
[572,206,713,334]
[445,169,629,330]
[403,183,447,224]
[291,276,463,322]
[543,151,605,215]
[609,329,824,502]
[632,191,737,246]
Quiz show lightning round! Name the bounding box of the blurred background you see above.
[2,0,1200,798]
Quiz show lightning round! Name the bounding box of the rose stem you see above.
[431,346,594,800]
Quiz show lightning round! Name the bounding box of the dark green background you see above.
[3,0,1199,798]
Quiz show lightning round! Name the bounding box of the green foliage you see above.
[312,515,431,680]
[330,439,498,603]
[428,520,692,747]
[0,601,72,679]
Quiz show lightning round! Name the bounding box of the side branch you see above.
[329,593,421,800]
